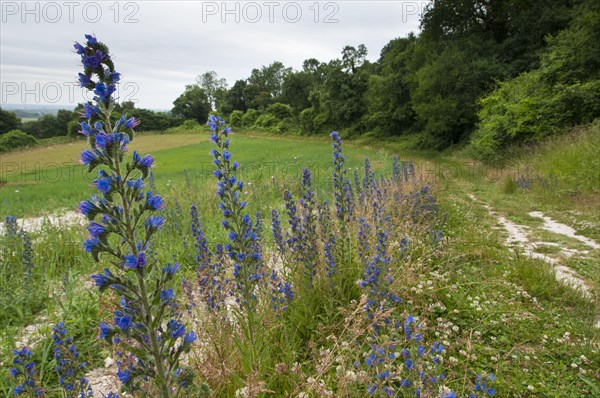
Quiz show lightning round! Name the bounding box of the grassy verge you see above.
[1,127,598,396]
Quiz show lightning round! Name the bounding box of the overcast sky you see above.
[1,1,429,110]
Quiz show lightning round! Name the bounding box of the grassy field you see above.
[0,131,397,218]
[1,128,598,396]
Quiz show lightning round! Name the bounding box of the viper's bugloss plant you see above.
[359,199,402,320]
[10,347,44,396]
[52,322,92,397]
[208,114,294,376]
[330,131,353,223]
[75,34,198,398]
[209,115,264,309]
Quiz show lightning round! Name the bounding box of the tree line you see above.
[171,0,599,160]
[2,0,598,160]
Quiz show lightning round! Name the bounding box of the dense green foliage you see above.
[472,2,600,161]
[0,130,38,152]
[169,0,597,157]
[0,108,22,134]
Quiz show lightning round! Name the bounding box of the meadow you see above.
[1,31,599,398]
[1,124,599,397]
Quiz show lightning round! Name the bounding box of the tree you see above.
[411,40,500,148]
[171,85,210,123]
[281,71,313,114]
[245,61,292,108]
[135,109,180,132]
[222,80,248,114]
[365,34,418,135]
[341,44,368,74]
[20,110,78,139]
[195,71,228,112]
[303,47,373,133]
[0,108,21,135]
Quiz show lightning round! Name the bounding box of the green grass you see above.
[1,129,599,396]
[0,131,399,218]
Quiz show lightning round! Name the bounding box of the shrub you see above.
[299,108,315,133]
[179,119,202,130]
[67,120,80,137]
[472,4,600,162]
[241,108,259,127]
[253,113,279,130]
[266,102,293,120]
[276,117,297,133]
[0,129,38,152]
[228,110,244,128]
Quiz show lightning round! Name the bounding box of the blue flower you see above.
[80,122,92,136]
[126,178,144,190]
[108,71,121,82]
[114,311,132,330]
[83,103,99,118]
[84,237,100,252]
[184,331,196,344]
[85,34,97,45]
[160,289,174,303]
[162,263,179,277]
[116,368,132,383]
[95,133,112,149]
[92,268,114,288]
[83,50,104,69]
[87,222,106,237]
[123,117,139,129]
[167,320,186,338]
[94,82,116,102]
[124,252,147,269]
[73,42,85,54]
[78,73,93,88]
[81,150,96,165]
[145,216,164,231]
[146,193,163,210]
[94,178,112,194]
[133,150,154,168]
[99,322,111,339]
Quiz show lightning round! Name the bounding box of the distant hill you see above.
[0,103,75,119]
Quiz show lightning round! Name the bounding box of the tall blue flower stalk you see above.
[21,229,34,280]
[271,209,285,255]
[209,115,263,309]
[52,322,92,397]
[359,200,401,320]
[75,34,194,398]
[319,201,337,280]
[299,168,318,283]
[281,169,319,285]
[330,132,353,223]
[392,155,401,181]
[190,204,211,270]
